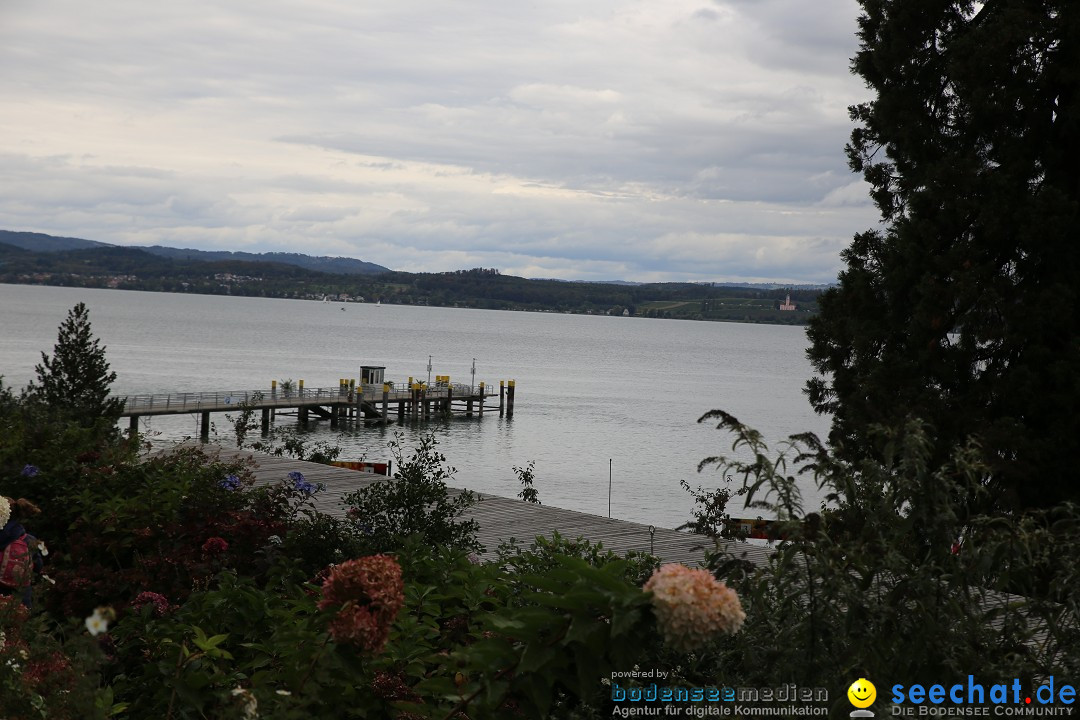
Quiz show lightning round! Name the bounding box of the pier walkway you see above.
[200,445,772,568]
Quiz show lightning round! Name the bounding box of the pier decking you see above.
[201,445,772,568]
[120,379,515,441]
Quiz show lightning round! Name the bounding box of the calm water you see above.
[0,284,830,529]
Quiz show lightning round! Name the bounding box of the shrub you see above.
[689,410,1079,699]
[342,432,481,554]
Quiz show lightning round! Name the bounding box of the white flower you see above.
[85,610,109,636]
[275,689,292,696]
[0,630,5,651]
[0,498,10,528]
[231,687,259,719]
[37,541,48,557]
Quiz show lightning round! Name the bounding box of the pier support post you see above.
[261,408,270,436]
[299,406,308,427]
[507,380,516,418]
[422,387,429,419]
[200,411,211,442]
[382,384,389,423]
[398,400,405,421]
[446,384,453,415]
[330,405,339,429]
[499,380,505,417]
[478,382,485,416]
[128,415,139,441]
[270,380,277,422]
[466,398,473,417]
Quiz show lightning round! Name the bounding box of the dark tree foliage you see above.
[807,0,1080,511]
[31,302,125,422]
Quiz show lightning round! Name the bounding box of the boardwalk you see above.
[201,445,773,568]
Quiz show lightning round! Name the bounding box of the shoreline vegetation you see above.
[0,231,822,325]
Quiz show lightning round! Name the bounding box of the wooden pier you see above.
[201,445,771,568]
[119,378,517,442]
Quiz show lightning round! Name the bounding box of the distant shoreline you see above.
[0,279,817,326]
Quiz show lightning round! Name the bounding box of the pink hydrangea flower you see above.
[643,563,746,653]
[318,555,404,653]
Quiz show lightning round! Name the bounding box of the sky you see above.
[0,0,879,284]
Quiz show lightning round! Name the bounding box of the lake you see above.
[0,283,831,529]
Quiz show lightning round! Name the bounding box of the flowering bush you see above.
[318,555,404,652]
[643,563,745,653]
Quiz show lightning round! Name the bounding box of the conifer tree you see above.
[807,1,1079,510]
[31,302,125,422]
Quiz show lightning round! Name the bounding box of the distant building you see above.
[779,294,796,311]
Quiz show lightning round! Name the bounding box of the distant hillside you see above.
[0,230,389,275]
[0,230,111,252]
[1,247,822,324]
[139,246,388,275]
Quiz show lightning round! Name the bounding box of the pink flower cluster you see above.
[643,563,746,653]
[201,537,229,555]
[318,555,404,653]
[131,591,171,617]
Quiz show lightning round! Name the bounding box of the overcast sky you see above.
[0,0,877,283]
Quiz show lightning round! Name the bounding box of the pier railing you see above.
[121,387,346,414]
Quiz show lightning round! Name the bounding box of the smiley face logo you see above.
[848,678,876,708]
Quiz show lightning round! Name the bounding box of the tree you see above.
[807,1,1080,511]
[31,302,125,423]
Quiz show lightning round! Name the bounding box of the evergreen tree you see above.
[807,1,1079,510]
[31,302,125,422]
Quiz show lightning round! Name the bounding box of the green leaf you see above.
[517,641,557,674]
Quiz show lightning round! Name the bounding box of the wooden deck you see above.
[200,445,773,568]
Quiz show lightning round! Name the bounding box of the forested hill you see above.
[0,241,823,324]
[139,246,388,275]
[0,230,388,275]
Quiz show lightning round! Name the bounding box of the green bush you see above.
[342,432,481,554]
[688,411,1079,707]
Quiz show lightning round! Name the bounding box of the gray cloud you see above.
[0,0,876,283]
